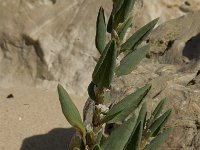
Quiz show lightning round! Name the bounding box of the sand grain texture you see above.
[0,86,86,150]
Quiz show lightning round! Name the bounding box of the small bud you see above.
[100,114,106,120]
[86,124,93,133]
[96,104,109,113]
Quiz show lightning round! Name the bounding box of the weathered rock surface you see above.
[0,0,105,95]
[148,10,200,65]
[135,0,200,25]
[0,0,200,96]
[112,58,200,149]
[1,0,200,149]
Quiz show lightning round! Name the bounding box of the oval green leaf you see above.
[93,144,102,150]
[149,109,172,137]
[95,7,106,54]
[144,128,172,150]
[57,84,86,138]
[103,84,151,123]
[116,45,150,76]
[102,117,136,150]
[152,98,167,119]
[121,18,159,52]
[118,17,133,41]
[92,40,117,88]
[125,122,143,150]
[114,0,136,24]
[137,102,147,128]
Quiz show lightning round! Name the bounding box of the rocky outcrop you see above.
[147,11,200,65]
[1,1,200,148]
[0,0,200,96]
[112,58,200,149]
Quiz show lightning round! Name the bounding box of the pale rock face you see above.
[147,11,200,65]
[0,0,102,95]
[1,1,200,148]
[111,58,200,149]
[0,0,200,96]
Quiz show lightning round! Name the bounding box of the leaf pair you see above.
[101,103,172,150]
[144,128,172,150]
[143,98,172,149]
[121,18,159,53]
[114,0,136,24]
[103,84,151,123]
[107,0,135,33]
[144,98,172,137]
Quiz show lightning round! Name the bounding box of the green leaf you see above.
[137,102,147,128]
[102,117,136,150]
[103,90,111,104]
[112,0,125,15]
[87,81,96,101]
[96,130,103,145]
[152,98,167,119]
[103,84,151,123]
[92,40,117,88]
[118,17,133,41]
[114,0,136,24]
[57,84,86,138]
[144,128,172,150]
[125,122,143,150]
[149,109,172,137]
[107,14,113,33]
[95,7,107,54]
[121,18,159,52]
[93,145,102,150]
[116,45,150,76]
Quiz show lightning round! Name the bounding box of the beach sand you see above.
[0,85,86,150]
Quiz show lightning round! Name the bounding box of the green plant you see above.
[57,0,172,149]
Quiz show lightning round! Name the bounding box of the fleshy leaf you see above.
[137,102,147,128]
[96,130,103,145]
[114,0,136,24]
[92,40,117,88]
[144,128,172,150]
[103,84,151,123]
[152,98,167,119]
[107,14,113,33]
[125,122,143,150]
[93,145,102,150]
[149,109,172,137]
[88,81,96,101]
[118,17,133,41]
[57,84,86,139]
[102,117,136,150]
[95,7,106,54]
[116,45,150,76]
[121,18,159,52]
[112,0,125,15]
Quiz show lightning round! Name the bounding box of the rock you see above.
[147,11,200,65]
[1,1,200,148]
[0,0,107,96]
[187,70,200,88]
[139,0,200,23]
[111,58,200,149]
[1,0,200,96]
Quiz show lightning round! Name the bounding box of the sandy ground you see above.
[0,85,87,150]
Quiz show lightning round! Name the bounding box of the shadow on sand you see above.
[20,128,75,150]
